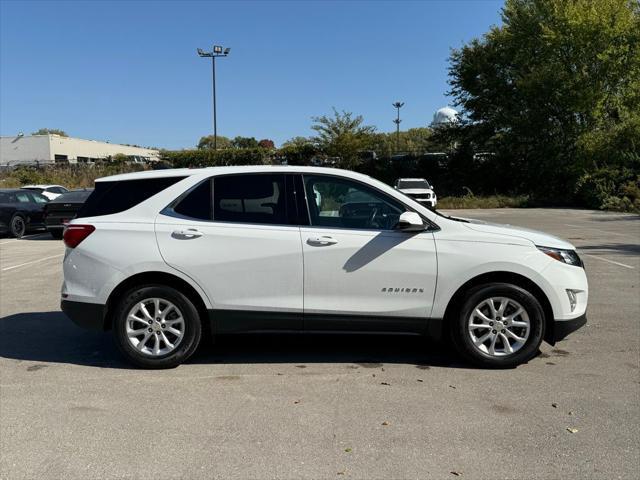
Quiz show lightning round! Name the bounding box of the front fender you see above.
[430,240,562,319]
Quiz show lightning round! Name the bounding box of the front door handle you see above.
[172,228,203,239]
[307,235,338,246]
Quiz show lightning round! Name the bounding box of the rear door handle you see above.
[172,228,203,239]
[307,235,338,246]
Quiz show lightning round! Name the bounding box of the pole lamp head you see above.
[197,48,212,57]
[224,47,231,55]
[213,45,223,54]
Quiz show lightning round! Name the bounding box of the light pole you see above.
[392,101,404,153]
[197,45,230,150]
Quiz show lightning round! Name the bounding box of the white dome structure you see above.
[432,106,459,126]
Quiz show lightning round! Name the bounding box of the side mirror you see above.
[395,211,425,232]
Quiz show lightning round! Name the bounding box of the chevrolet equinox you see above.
[61,166,588,368]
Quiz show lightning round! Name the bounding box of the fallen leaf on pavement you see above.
[417,379,424,382]
[450,471,462,476]
[344,448,352,453]
[380,382,391,386]
[552,403,558,408]
[381,421,390,426]
[566,427,579,433]
[449,385,457,389]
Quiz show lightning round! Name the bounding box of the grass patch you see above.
[438,194,530,209]
[0,164,149,190]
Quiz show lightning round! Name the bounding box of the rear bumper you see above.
[61,299,107,331]
[551,314,587,343]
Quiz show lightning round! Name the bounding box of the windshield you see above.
[52,190,93,203]
[397,180,430,189]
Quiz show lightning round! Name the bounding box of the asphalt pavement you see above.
[0,208,638,479]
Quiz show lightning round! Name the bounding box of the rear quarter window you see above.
[77,176,185,218]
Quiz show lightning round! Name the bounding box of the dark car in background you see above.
[0,189,49,238]
[44,189,93,239]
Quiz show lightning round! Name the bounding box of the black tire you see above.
[451,283,545,368]
[113,285,202,369]
[50,229,63,240]
[10,214,26,238]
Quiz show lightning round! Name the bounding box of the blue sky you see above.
[0,0,502,149]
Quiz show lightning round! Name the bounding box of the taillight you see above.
[63,224,95,248]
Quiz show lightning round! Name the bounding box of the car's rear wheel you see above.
[451,283,545,368]
[113,285,202,369]
[10,214,26,238]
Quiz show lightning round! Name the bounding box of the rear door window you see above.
[77,176,185,218]
[30,193,49,204]
[213,174,290,225]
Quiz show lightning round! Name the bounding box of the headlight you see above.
[537,246,583,267]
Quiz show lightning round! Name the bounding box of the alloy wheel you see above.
[125,298,185,356]
[467,297,530,357]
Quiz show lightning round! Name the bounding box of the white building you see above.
[0,134,160,166]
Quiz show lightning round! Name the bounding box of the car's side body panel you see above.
[155,216,304,315]
[300,227,437,322]
[61,166,588,351]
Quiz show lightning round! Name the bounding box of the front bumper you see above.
[551,313,587,343]
[61,299,107,331]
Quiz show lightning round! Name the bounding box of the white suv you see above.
[61,166,588,369]
[395,178,437,208]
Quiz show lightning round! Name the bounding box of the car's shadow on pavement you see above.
[0,311,466,370]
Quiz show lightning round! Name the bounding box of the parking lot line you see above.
[0,233,51,245]
[581,253,635,269]
[1,253,64,272]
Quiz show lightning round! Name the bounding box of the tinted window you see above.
[173,179,212,220]
[48,187,67,194]
[304,175,404,230]
[0,192,12,203]
[31,193,49,204]
[77,176,185,218]
[22,187,44,193]
[213,174,288,225]
[397,180,430,189]
[52,190,93,203]
[15,192,31,203]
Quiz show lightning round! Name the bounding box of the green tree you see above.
[282,136,313,148]
[231,136,259,149]
[447,0,640,202]
[197,135,232,150]
[32,128,68,137]
[311,108,376,168]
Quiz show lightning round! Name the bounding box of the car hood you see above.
[459,217,575,250]
[399,188,434,195]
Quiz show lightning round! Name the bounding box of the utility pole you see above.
[392,101,404,153]
[197,45,231,150]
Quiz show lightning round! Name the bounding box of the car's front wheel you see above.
[451,283,545,368]
[113,285,202,369]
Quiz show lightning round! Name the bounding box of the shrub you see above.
[161,148,273,168]
[0,164,148,189]
[575,166,640,213]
